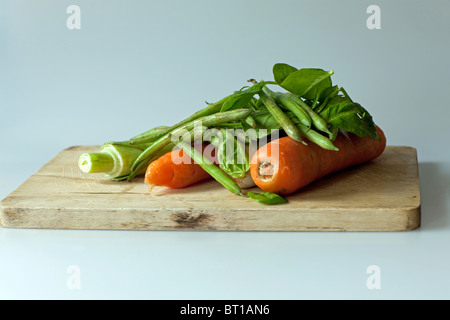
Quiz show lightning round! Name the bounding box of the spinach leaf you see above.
[220,82,264,112]
[273,63,334,101]
[247,191,288,205]
[272,63,298,84]
[314,85,340,111]
[315,88,350,113]
[319,98,378,139]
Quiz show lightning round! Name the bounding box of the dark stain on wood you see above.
[172,212,213,229]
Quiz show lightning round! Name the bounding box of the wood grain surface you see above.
[0,145,421,231]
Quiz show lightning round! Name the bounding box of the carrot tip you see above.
[148,184,156,192]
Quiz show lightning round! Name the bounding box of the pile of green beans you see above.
[247,80,338,151]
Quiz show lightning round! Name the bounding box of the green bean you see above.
[129,126,169,141]
[286,93,331,134]
[212,122,243,129]
[257,87,303,142]
[176,140,244,196]
[249,97,258,110]
[244,115,257,128]
[128,126,170,145]
[127,108,252,181]
[126,94,232,146]
[169,94,232,128]
[297,124,338,151]
[329,125,339,141]
[264,87,312,128]
[170,108,251,140]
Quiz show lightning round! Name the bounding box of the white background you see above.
[1,0,449,299]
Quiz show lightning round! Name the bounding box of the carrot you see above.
[144,143,216,189]
[250,125,387,195]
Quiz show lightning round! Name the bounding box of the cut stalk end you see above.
[78,152,115,173]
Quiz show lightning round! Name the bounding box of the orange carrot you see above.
[250,125,387,195]
[144,144,216,189]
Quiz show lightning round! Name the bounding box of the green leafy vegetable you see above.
[272,63,298,84]
[317,90,378,139]
[314,85,340,111]
[220,82,264,112]
[320,101,378,139]
[246,191,288,205]
[273,63,334,101]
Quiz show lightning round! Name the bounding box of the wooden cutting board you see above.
[0,145,421,231]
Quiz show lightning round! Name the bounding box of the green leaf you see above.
[273,64,334,101]
[315,88,350,113]
[220,82,264,112]
[319,100,378,139]
[314,85,340,111]
[247,191,288,205]
[272,63,298,84]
